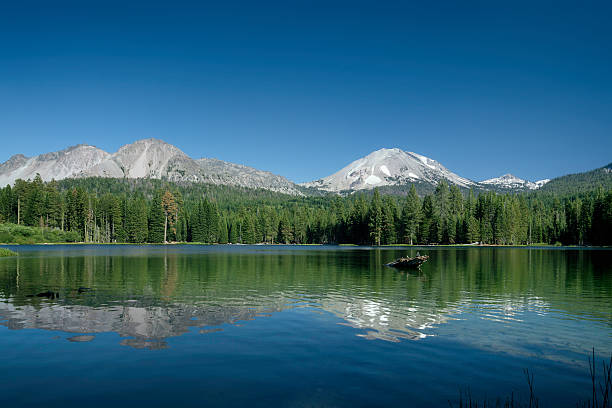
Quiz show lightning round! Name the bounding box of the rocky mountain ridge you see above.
[0,139,302,195]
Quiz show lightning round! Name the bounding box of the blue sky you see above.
[1,1,610,183]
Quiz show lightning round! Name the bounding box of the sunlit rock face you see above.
[0,145,113,186]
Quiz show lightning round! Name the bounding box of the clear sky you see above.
[1,1,610,183]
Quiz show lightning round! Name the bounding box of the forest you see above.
[0,174,610,246]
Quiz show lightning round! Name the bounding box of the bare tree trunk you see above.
[17,197,20,225]
[164,214,168,244]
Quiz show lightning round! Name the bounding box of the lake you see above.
[0,245,610,407]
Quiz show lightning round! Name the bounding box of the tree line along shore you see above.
[0,175,610,246]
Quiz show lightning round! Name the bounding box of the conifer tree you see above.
[228,218,239,243]
[382,196,397,245]
[161,190,178,243]
[127,195,148,243]
[400,185,421,244]
[218,217,229,244]
[148,191,165,243]
[368,189,383,245]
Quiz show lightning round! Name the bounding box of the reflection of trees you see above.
[0,247,610,349]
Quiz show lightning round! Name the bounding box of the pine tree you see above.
[161,190,178,243]
[218,217,229,244]
[368,189,383,246]
[578,197,592,245]
[206,201,219,243]
[419,195,434,244]
[400,185,420,244]
[349,195,368,244]
[24,174,45,226]
[228,218,239,243]
[381,196,397,244]
[126,196,148,243]
[148,191,165,243]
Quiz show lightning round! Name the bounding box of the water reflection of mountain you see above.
[0,246,610,349]
[0,301,281,349]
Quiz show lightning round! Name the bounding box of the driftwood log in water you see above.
[386,255,429,269]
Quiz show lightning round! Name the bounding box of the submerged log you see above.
[386,255,429,269]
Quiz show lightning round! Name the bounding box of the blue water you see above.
[0,245,610,407]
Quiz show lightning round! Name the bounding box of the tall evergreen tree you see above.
[148,191,165,243]
[127,196,148,243]
[368,189,383,246]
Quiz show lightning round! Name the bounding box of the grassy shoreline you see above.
[0,223,80,245]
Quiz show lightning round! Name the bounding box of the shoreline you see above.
[0,242,610,249]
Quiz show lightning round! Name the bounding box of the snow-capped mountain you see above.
[480,174,550,190]
[0,139,302,195]
[301,148,476,192]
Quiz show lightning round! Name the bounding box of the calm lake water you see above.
[0,245,610,407]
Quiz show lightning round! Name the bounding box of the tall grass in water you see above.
[580,350,612,408]
[0,247,18,257]
[450,350,611,408]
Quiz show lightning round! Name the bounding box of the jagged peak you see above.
[6,153,28,161]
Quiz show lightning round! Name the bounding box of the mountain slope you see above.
[538,163,612,195]
[301,148,476,192]
[196,158,300,195]
[0,139,302,195]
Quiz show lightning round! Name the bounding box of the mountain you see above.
[0,144,113,186]
[480,174,550,191]
[301,148,476,193]
[0,139,302,195]
[2,141,606,197]
[538,163,612,195]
